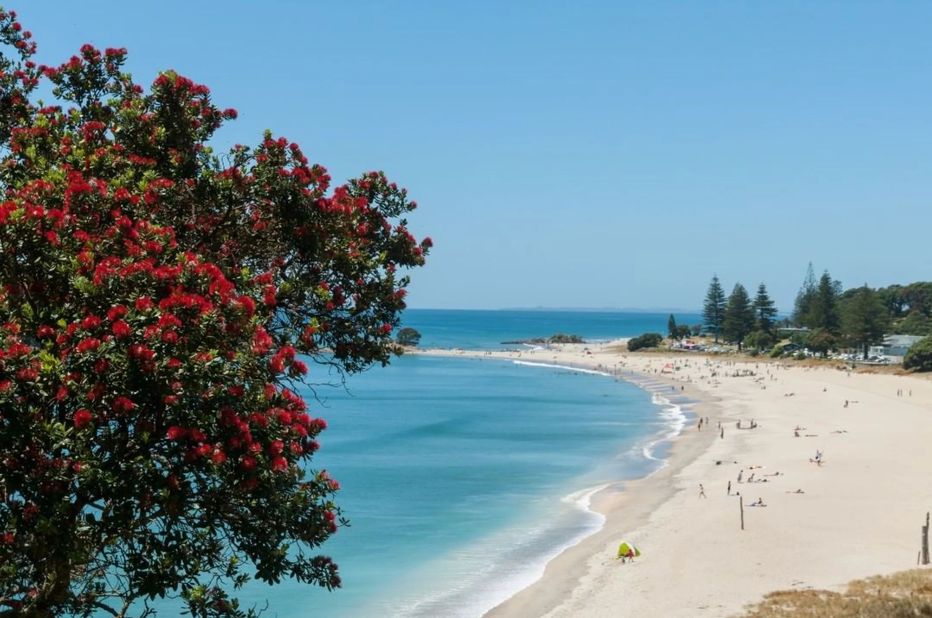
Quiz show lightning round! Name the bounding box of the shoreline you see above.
[414,344,723,617]
[413,342,932,617]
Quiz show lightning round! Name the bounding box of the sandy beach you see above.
[415,342,932,617]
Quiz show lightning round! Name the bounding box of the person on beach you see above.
[699,484,706,498]
[737,470,743,483]
[727,481,731,495]
[751,497,766,506]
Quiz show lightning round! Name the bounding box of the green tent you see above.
[616,542,641,559]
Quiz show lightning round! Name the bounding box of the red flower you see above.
[240,455,257,471]
[290,359,308,376]
[166,426,186,441]
[73,409,93,429]
[129,344,155,362]
[252,327,273,354]
[113,396,135,414]
[81,315,102,330]
[111,320,131,338]
[107,305,129,321]
[16,367,38,381]
[236,295,256,316]
[75,337,101,353]
[263,285,277,306]
[271,456,288,472]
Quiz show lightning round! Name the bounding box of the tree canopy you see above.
[792,262,817,327]
[840,287,889,359]
[752,283,777,334]
[702,275,726,342]
[0,10,430,617]
[723,283,754,350]
[904,337,932,372]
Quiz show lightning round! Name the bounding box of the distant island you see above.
[502,333,585,345]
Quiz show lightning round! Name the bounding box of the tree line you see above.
[701,276,777,352]
[700,264,932,358]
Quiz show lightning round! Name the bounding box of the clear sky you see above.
[18,1,932,311]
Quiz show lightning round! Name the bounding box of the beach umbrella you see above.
[616,542,641,559]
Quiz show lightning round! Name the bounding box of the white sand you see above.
[415,342,932,617]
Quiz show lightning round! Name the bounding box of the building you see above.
[868,334,925,362]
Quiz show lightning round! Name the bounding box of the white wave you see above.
[561,482,611,513]
[388,483,610,618]
[639,392,688,466]
[511,360,613,377]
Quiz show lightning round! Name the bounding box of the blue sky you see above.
[19,1,932,311]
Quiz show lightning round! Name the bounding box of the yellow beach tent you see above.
[616,542,641,559]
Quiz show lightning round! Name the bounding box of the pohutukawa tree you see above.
[0,9,430,617]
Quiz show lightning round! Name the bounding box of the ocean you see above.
[144,309,702,617]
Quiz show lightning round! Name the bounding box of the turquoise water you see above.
[134,310,697,616]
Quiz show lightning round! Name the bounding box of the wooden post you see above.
[922,512,930,565]
[740,496,745,531]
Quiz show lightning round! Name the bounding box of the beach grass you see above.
[741,568,932,617]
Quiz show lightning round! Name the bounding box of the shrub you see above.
[548,333,584,344]
[396,327,422,347]
[806,328,836,357]
[627,332,664,351]
[903,336,932,371]
[744,330,775,352]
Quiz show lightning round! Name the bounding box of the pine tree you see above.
[793,262,817,327]
[703,275,727,342]
[668,314,678,339]
[810,271,842,333]
[723,283,755,350]
[753,283,778,333]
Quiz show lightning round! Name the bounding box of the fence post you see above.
[922,512,929,565]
